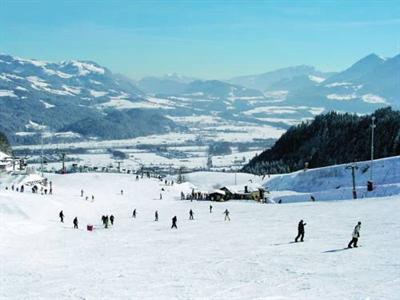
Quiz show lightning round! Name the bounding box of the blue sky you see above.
[0,0,399,79]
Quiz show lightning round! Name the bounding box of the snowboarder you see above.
[224,209,230,221]
[59,210,64,223]
[209,205,213,213]
[189,209,194,220]
[295,220,307,242]
[171,216,177,229]
[348,221,362,248]
[155,210,159,221]
[310,195,316,202]
[73,217,78,229]
[110,215,114,226]
[132,209,136,218]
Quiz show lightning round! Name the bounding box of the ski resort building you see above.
[209,190,226,201]
[218,185,266,202]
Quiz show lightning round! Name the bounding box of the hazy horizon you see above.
[1,0,399,79]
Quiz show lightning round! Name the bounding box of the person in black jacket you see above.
[73,217,78,229]
[59,210,64,223]
[295,220,306,242]
[171,216,177,229]
[110,215,114,226]
[189,209,194,220]
[224,209,230,221]
[155,210,159,222]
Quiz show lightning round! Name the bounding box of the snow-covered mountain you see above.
[1,52,399,145]
[285,53,399,112]
[0,54,178,144]
[229,65,335,91]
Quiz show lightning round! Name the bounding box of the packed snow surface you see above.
[1,170,399,299]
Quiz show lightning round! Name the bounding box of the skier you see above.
[310,195,316,202]
[155,210,159,221]
[132,209,136,218]
[348,221,362,248]
[73,217,78,229]
[59,210,64,223]
[110,215,114,226]
[104,215,109,228]
[295,220,307,242]
[224,209,230,221]
[171,216,177,229]
[189,209,194,220]
[101,215,106,226]
[81,189,84,197]
[209,205,213,213]
[91,195,95,201]
[121,189,124,195]
[160,193,163,200]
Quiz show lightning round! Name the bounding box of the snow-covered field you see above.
[1,169,400,299]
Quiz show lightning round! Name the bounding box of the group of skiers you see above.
[60,207,361,248]
[59,210,78,229]
[129,207,230,229]
[70,187,362,248]
[4,183,52,195]
[101,215,115,228]
[295,219,362,248]
[80,189,96,201]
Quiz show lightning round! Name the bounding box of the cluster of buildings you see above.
[209,184,267,202]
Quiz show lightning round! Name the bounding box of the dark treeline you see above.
[243,107,400,174]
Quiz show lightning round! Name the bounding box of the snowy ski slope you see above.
[1,170,400,299]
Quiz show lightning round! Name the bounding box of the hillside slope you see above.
[243,107,400,174]
[265,155,400,203]
[1,172,399,299]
